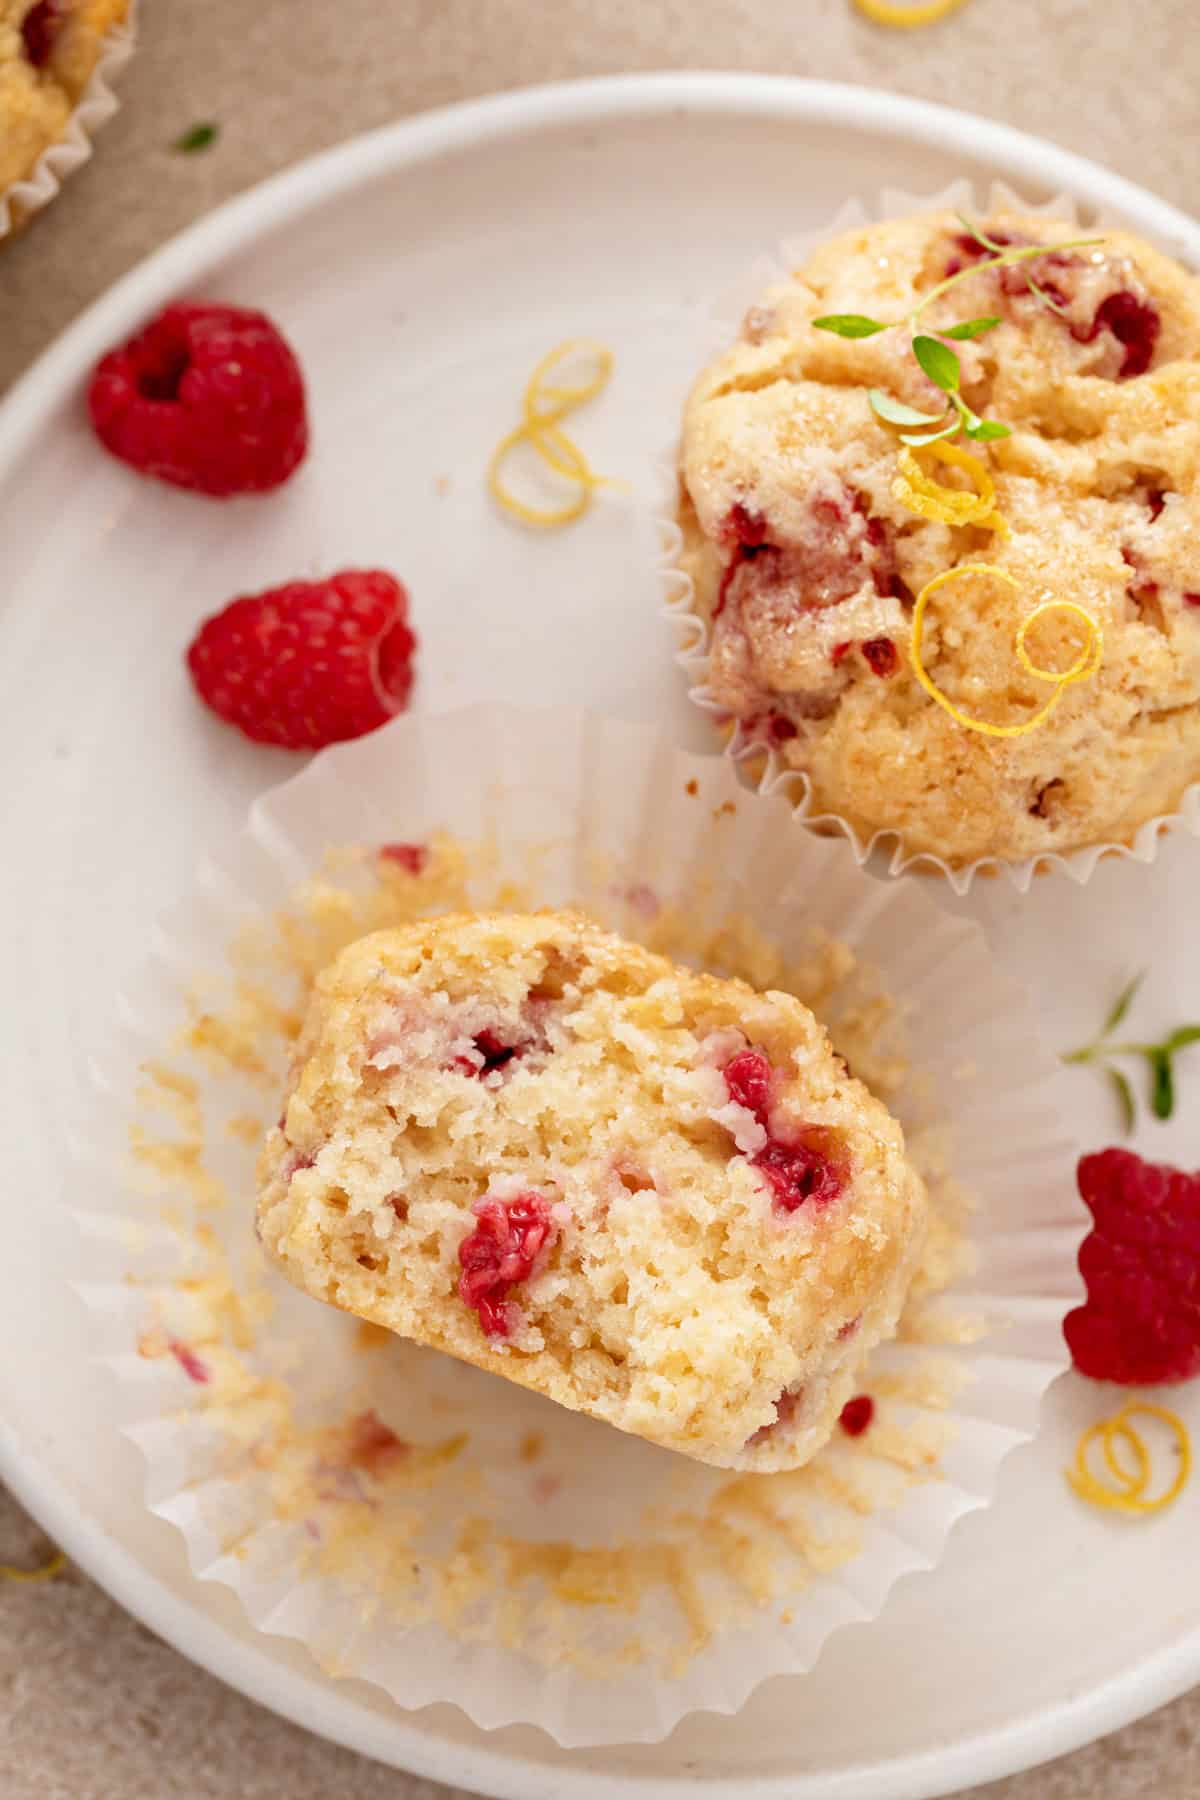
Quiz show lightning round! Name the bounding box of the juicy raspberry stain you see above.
[726,502,769,547]
[862,637,898,678]
[723,1048,773,1121]
[1065,1148,1200,1385]
[715,506,774,618]
[169,1339,210,1385]
[765,713,798,745]
[187,569,416,750]
[345,1410,408,1475]
[87,302,308,495]
[20,0,68,66]
[379,843,428,875]
[839,1395,875,1437]
[458,1192,556,1338]
[753,1132,845,1213]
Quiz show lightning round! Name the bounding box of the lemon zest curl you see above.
[488,339,618,529]
[0,1549,66,1583]
[1068,1402,1190,1517]
[910,563,1103,739]
[852,0,971,26]
[892,442,1008,536]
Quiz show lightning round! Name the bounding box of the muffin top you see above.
[678,211,1200,866]
[0,0,128,196]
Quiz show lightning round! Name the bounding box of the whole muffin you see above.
[257,910,928,1473]
[677,212,1200,867]
[1,0,129,208]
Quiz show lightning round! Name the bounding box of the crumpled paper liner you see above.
[72,706,1081,1746]
[657,176,1200,896]
[1,0,137,241]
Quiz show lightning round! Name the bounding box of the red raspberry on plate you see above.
[186,569,416,750]
[87,302,308,496]
[1064,1148,1200,1385]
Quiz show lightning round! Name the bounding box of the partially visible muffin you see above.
[256,910,928,1473]
[678,212,1200,867]
[1,1,129,207]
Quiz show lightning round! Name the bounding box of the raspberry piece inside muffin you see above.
[1072,289,1162,379]
[753,1131,846,1213]
[21,0,70,66]
[257,912,927,1471]
[458,1193,557,1337]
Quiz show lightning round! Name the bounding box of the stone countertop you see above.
[2,0,1198,1795]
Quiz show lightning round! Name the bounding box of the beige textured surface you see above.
[2,0,1199,1794]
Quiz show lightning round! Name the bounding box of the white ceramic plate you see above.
[1,73,1198,1800]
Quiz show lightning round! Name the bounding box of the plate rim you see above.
[4,69,1200,1800]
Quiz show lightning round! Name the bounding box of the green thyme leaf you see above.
[1107,1066,1137,1137]
[1149,1049,1175,1120]
[1102,972,1146,1037]
[941,316,1002,341]
[812,314,888,339]
[1163,1024,1200,1053]
[898,418,963,448]
[912,335,961,394]
[174,121,220,153]
[964,418,1012,442]
[868,389,946,429]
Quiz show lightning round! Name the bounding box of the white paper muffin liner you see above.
[71,705,1082,1746]
[0,0,137,241]
[658,176,1200,896]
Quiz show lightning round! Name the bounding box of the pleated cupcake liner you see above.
[71,704,1080,1746]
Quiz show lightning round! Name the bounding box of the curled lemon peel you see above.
[910,564,1103,739]
[892,442,1008,536]
[0,1549,66,1583]
[1068,1402,1191,1517]
[852,0,970,24]
[488,339,618,528]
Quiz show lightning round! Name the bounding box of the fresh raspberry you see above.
[839,1394,875,1437]
[723,1048,773,1121]
[88,302,308,495]
[458,1193,556,1338]
[1064,1148,1200,1385]
[753,1130,846,1213]
[186,569,416,750]
[21,0,68,65]
[379,842,428,875]
[862,637,898,678]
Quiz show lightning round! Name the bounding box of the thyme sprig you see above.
[1063,973,1200,1132]
[812,215,1104,449]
